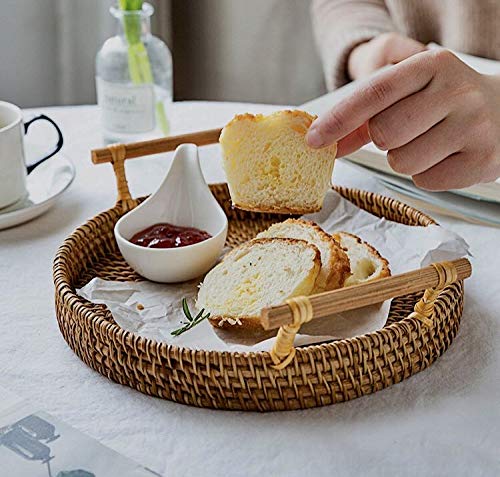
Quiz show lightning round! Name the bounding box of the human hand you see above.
[306,49,500,190]
[348,32,426,80]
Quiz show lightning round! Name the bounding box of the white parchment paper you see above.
[78,190,470,352]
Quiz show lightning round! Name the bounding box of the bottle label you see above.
[96,78,155,133]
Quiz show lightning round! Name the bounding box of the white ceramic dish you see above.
[0,152,75,230]
[115,144,228,283]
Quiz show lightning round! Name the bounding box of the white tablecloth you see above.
[1,102,499,477]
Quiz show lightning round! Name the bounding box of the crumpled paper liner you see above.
[78,190,470,352]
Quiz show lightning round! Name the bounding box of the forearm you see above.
[311,0,395,89]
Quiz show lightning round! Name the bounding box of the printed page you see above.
[0,385,160,477]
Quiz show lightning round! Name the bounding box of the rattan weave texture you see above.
[53,184,464,411]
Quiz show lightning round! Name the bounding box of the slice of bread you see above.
[332,232,391,286]
[220,110,337,214]
[256,219,351,291]
[197,238,321,330]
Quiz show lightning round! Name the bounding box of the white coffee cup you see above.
[0,101,63,209]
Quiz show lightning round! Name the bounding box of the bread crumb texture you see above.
[220,110,337,214]
[333,232,391,286]
[257,218,351,291]
[197,238,321,327]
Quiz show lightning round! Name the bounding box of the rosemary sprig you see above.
[171,298,210,336]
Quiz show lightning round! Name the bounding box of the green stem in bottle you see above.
[156,101,170,135]
[120,0,145,84]
[127,44,142,84]
[133,43,170,134]
[134,43,152,82]
[119,0,169,135]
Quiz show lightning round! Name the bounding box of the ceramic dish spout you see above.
[115,143,228,282]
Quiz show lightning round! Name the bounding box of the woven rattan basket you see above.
[53,134,470,411]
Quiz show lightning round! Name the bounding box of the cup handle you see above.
[24,114,64,174]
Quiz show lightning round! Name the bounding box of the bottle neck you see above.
[116,13,152,43]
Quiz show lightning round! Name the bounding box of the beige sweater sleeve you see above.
[311,0,395,90]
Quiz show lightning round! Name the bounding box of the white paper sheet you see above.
[78,191,470,352]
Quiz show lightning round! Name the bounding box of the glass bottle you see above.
[95,3,172,144]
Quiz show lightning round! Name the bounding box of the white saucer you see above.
[0,153,75,230]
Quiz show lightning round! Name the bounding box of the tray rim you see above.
[53,184,466,411]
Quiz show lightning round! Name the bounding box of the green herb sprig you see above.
[171,298,210,337]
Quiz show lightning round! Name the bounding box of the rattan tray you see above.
[54,170,468,411]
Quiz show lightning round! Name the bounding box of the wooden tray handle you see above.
[91,128,222,164]
[264,258,471,370]
[91,128,222,208]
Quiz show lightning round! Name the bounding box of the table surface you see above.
[1,102,499,477]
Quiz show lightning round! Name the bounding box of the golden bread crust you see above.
[208,314,263,330]
[224,110,317,129]
[332,232,391,283]
[270,218,351,291]
[232,200,323,215]
[324,235,352,291]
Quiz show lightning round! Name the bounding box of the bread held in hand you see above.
[220,110,337,214]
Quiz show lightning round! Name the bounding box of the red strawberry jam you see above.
[130,223,212,248]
